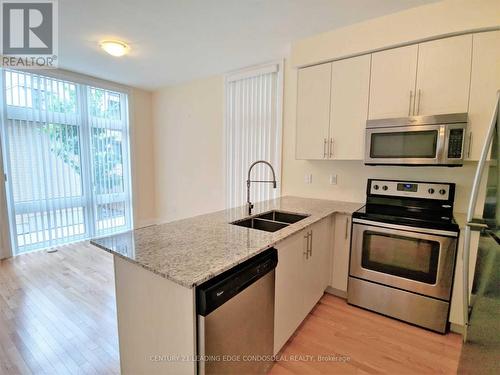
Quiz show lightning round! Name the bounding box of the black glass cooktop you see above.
[353,204,460,232]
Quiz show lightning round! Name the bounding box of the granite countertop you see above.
[91,196,363,289]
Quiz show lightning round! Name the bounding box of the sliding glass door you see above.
[0,70,132,254]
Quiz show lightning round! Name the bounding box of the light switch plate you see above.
[329,174,337,185]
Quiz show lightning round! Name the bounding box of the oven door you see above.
[365,124,444,165]
[350,219,458,300]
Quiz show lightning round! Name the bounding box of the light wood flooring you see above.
[0,242,119,374]
[0,243,462,374]
[269,294,462,374]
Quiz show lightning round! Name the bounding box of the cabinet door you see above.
[303,217,331,316]
[466,31,500,160]
[330,214,351,293]
[296,63,332,160]
[274,230,307,355]
[330,55,370,159]
[415,34,472,116]
[368,45,418,119]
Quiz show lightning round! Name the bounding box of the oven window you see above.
[361,231,440,284]
[370,130,438,159]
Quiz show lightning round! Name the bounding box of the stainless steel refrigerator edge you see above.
[459,90,500,374]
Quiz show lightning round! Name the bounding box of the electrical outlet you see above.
[304,174,312,184]
[329,174,337,185]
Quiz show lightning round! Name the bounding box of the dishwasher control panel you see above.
[196,248,278,316]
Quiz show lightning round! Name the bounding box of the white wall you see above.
[149,0,500,223]
[152,76,225,223]
[292,0,500,67]
[130,88,156,228]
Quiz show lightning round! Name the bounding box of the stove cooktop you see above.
[352,204,460,233]
[354,179,461,233]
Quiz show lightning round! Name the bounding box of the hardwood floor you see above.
[269,294,462,375]
[0,243,462,374]
[0,242,119,375]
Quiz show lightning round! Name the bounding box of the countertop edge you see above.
[90,202,361,289]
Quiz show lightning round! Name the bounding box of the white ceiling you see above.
[60,0,437,90]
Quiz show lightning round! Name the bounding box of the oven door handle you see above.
[352,218,458,238]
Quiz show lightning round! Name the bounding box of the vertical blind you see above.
[0,70,132,254]
[225,63,283,209]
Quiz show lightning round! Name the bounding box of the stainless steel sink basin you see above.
[231,217,289,232]
[255,210,309,224]
[230,210,309,233]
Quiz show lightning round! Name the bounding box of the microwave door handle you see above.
[436,126,446,162]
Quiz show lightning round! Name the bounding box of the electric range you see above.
[348,179,460,333]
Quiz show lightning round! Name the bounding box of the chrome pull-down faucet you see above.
[246,160,277,215]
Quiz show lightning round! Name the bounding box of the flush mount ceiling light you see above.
[100,40,130,57]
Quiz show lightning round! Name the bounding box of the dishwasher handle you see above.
[196,248,278,316]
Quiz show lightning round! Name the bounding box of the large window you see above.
[0,70,132,254]
[224,63,283,208]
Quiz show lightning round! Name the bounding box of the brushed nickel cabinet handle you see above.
[323,138,327,158]
[345,217,349,239]
[329,138,333,158]
[416,89,421,115]
[308,231,313,256]
[408,90,413,116]
[303,233,309,259]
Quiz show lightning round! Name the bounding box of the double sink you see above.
[231,210,309,233]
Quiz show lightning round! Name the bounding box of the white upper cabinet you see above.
[297,34,476,159]
[296,63,331,160]
[369,35,473,119]
[369,45,418,119]
[415,34,472,116]
[330,55,371,159]
[466,31,500,161]
[296,56,370,160]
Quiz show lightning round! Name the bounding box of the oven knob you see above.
[428,188,435,194]
[373,184,379,190]
[382,185,388,191]
[439,189,446,195]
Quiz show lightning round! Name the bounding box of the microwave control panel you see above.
[447,128,464,159]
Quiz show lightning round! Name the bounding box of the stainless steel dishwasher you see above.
[196,248,278,375]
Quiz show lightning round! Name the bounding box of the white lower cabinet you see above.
[330,214,351,294]
[274,217,331,355]
[303,216,331,311]
[273,230,306,355]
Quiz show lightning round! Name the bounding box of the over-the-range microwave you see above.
[364,113,468,167]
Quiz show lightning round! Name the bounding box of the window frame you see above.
[0,68,134,254]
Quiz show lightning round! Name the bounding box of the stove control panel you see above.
[369,180,451,200]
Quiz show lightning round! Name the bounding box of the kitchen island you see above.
[91,196,362,374]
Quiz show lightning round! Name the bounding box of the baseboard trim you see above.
[325,286,347,299]
[134,218,158,229]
